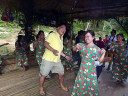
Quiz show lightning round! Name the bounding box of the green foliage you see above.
[7,22,14,27]
[9,29,13,32]
[0,19,4,23]
[0,28,4,32]
[0,11,21,39]
[103,21,112,35]
[0,33,7,38]
[110,19,128,39]
[0,24,5,27]
[73,20,87,36]
[73,23,83,34]
[72,18,128,39]
[43,28,51,32]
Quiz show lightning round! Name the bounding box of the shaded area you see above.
[0,0,128,19]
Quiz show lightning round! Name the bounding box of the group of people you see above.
[9,25,128,95]
[95,30,128,84]
[103,30,127,85]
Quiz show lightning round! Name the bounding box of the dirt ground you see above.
[0,31,18,55]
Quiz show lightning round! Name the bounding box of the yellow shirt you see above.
[43,31,63,62]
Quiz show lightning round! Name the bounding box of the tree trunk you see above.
[102,21,105,31]
[85,22,90,31]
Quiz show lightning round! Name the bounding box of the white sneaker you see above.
[95,61,102,66]
[74,61,78,65]
[74,65,79,68]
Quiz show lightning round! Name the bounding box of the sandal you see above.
[60,87,69,92]
[40,91,46,96]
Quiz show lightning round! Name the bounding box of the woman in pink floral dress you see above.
[33,31,45,67]
[63,31,73,71]
[110,33,127,84]
[15,35,28,71]
[71,30,106,96]
[33,31,51,78]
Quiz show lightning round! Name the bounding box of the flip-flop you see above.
[40,91,46,96]
[59,87,69,92]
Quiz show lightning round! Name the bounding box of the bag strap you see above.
[111,36,115,42]
[109,36,115,42]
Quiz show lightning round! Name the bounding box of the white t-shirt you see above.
[107,36,117,45]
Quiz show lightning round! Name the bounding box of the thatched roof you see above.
[0,0,128,20]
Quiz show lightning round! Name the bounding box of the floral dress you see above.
[15,41,28,67]
[33,40,45,67]
[79,38,85,43]
[71,43,102,96]
[110,41,128,81]
[63,38,73,70]
[0,55,2,65]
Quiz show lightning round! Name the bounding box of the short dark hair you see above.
[85,30,95,37]
[117,33,125,41]
[117,33,124,38]
[36,30,44,39]
[58,23,67,28]
[99,37,102,40]
[111,29,116,34]
[78,30,84,35]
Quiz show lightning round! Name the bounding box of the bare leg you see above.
[58,73,69,91]
[40,75,46,92]
[108,51,113,67]
[103,50,108,65]
[58,73,65,88]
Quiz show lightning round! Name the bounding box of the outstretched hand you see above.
[65,56,72,60]
[101,48,106,55]
[76,44,81,50]
[53,50,59,56]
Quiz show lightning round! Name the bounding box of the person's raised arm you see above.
[33,39,39,49]
[73,44,81,52]
[98,48,106,63]
[61,52,71,60]
[44,41,59,56]
[73,46,77,52]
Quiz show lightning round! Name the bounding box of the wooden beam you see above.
[65,3,128,14]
